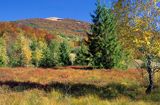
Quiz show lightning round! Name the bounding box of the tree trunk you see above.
[145,55,154,94]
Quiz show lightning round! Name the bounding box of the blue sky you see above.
[0,0,113,22]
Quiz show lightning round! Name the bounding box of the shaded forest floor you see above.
[0,67,160,105]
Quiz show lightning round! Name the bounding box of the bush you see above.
[69,53,76,65]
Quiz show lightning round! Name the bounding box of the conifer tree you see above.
[88,0,126,69]
[75,42,90,66]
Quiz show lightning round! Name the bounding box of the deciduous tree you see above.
[10,34,32,67]
[59,41,71,66]
[0,37,8,66]
[114,0,160,94]
[39,40,59,67]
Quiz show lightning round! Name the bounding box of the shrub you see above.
[69,53,76,65]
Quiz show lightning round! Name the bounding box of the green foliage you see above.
[59,41,71,66]
[49,40,60,65]
[75,42,90,66]
[39,47,54,68]
[9,35,32,67]
[39,40,59,67]
[30,40,44,67]
[115,50,131,70]
[0,37,8,67]
[88,0,127,69]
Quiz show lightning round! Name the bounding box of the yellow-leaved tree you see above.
[132,0,160,94]
[30,39,47,67]
[21,36,32,66]
[0,37,8,66]
[10,33,32,67]
[114,0,160,94]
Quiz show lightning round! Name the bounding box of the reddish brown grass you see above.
[0,67,143,86]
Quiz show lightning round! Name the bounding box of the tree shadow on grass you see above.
[0,81,138,99]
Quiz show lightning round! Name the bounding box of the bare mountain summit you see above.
[45,17,63,21]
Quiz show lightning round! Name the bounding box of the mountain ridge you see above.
[0,17,90,47]
[14,18,90,37]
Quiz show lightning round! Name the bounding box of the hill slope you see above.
[0,22,56,43]
[15,18,90,37]
[0,18,90,47]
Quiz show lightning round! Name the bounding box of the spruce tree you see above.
[88,0,105,67]
[75,42,90,66]
[88,0,126,69]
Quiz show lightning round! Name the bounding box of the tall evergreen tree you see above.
[88,0,126,69]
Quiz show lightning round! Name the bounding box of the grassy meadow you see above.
[0,67,160,105]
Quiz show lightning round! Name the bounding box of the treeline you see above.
[0,34,85,67]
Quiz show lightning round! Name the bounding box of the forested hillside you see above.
[15,18,90,37]
[0,22,56,41]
